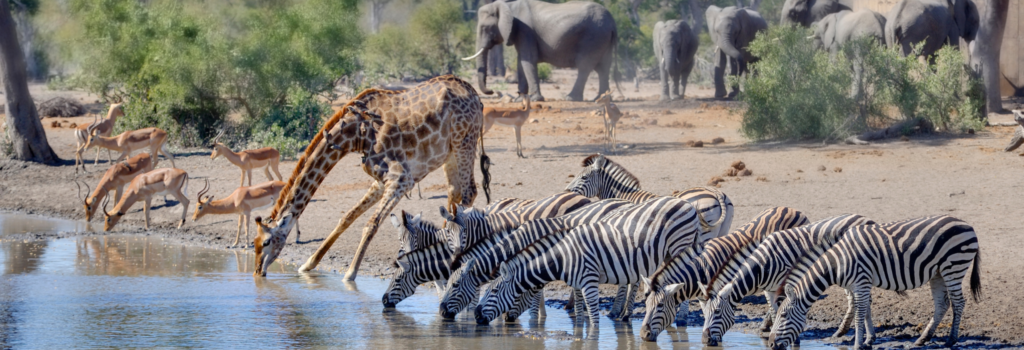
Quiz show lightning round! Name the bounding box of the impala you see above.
[482,93,531,158]
[74,103,124,172]
[209,131,283,186]
[78,152,155,222]
[595,91,624,151]
[192,179,299,247]
[102,167,190,231]
[84,127,176,169]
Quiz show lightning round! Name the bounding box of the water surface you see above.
[0,214,838,349]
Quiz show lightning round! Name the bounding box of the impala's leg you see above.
[115,151,129,163]
[113,186,123,204]
[143,198,152,230]
[298,181,384,273]
[106,148,112,162]
[271,160,283,181]
[263,165,273,181]
[172,189,189,229]
[246,169,253,187]
[159,143,176,168]
[239,170,246,187]
[233,214,244,247]
[243,212,252,247]
[94,145,101,165]
[514,125,524,158]
[343,174,412,281]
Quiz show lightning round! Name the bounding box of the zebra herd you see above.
[383,154,982,349]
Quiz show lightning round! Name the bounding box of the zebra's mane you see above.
[489,226,573,278]
[581,154,642,190]
[648,248,702,291]
[393,241,448,268]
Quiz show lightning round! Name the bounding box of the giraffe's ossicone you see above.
[253,76,491,279]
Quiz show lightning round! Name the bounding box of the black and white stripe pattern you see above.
[768,216,982,350]
[438,192,591,256]
[702,214,875,345]
[565,154,734,244]
[382,242,452,308]
[639,207,810,341]
[391,210,443,257]
[438,199,634,318]
[475,196,702,325]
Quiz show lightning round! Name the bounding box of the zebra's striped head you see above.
[640,277,686,342]
[768,286,810,350]
[391,210,431,256]
[565,154,641,199]
[701,283,738,346]
[383,258,416,308]
[438,205,484,257]
[439,258,482,319]
[474,262,527,325]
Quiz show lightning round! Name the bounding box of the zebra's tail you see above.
[969,250,982,303]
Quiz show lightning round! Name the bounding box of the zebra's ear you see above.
[640,276,654,292]
[397,259,411,271]
[390,213,403,229]
[412,212,422,223]
[463,258,477,271]
[439,206,454,222]
[664,283,684,296]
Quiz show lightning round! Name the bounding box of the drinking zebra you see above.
[438,192,591,257]
[768,216,982,350]
[639,207,810,341]
[439,199,635,318]
[391,197,530,257]
[702,214,875,346]
[475,196,702,325]
[565,154,734,243]
[383,242,452,308]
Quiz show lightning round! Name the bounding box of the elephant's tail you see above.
[611,30,625,98]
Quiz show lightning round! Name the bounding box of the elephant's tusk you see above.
[462,48,486,61]
[805,36,815,40]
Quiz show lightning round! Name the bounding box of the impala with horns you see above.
[83,127,176,169]
[74,103,124,172]
[78,152,155,222]
[101,167,190,231]
[209,131,284,186]
[193,179,298,247]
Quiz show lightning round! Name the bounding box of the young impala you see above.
[482,93,531,158]
[101,167,190,231]
[78,152,155,222]
[595,91,624,151]
[208,131,283,186]
[192,179,299,247]
[74,103,124,172]
[83,127,176,169]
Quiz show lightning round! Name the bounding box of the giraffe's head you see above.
[253,215,292,277]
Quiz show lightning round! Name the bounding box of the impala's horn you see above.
[198,179,211,203]
[76,181,90,205]
[101,196,111,217]
[211,129,226,145]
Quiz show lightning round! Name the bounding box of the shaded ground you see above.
[2,71,1023,347]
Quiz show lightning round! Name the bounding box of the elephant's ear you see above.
[498,1,515,46]
[961,0,979,42]
[705,6,722,43]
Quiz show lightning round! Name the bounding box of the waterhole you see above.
[0,213,837,349]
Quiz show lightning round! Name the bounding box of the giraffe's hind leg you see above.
[342,176,412,281]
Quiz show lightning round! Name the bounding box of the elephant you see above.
[884,0,979,58]
[780,0,853,27]
[464,0,618,102]
[706,6,768,100]
[653,20,699,101]
[812,10,887,54]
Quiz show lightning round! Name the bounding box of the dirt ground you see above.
[2,71,1024,347]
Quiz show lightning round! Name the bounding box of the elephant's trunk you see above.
[476,46,494,95]
[718,34,744,62]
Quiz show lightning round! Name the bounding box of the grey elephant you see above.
[780,0,853,27]
[464,0,617,102]
[706,6,767,100]
[653,20,699,101]
[812,10,887,54]
[884,0,979,58]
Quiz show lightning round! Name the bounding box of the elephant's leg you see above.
[518,59,544,102]
[566,62,596,102]
[680,59,695,100]
[713,48,728,99]
[595,53,612,98]
[727,57,741,100]
[659,62,671,101]
[671,71,682,100]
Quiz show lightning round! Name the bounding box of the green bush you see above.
[537,63,552,82]
[361,0,473,84]
[247,92,330,159]
[362,25,416,82]
[741,25,985,141]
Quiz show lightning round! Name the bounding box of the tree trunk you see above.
[370,0,391,34]
[970,0,1008,115]
[1,0,58,163]
[11,4,37,80]
[689,0,705,35]
[749,0,763,10]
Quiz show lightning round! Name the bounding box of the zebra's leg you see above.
[915,277,949,347]
[608,284,629,320]
[434,278,447,298]
[852,283,873,350]
[580,283,602,326]
[618,282,638,321]
[864,292,876,345]
[573,289,586,319]
[674,301,688,327]
[534,288,546,318]
[760,290,780,332]
[943,273,967,348]
[833,289,856,339]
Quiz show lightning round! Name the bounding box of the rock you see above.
[707,176,724,186]
[645,118,658,126]
[529,119,539,124]
[663,110,673,115]
[568,174,574,178]
[691,140,704,148]
[756,176,768,182]
[731,161,745,171]
[574,124,583,131]
[796,169,803,173]
[724,168,738,177]
[833,167,842,173]
[739,169,752,176]
[711,137,725,144]
[900,136,910,142]
[817,165,827,171]
[68,122,77,128]
[50,121,60,128]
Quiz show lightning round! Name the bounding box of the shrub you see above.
[247,92,331,159]
[741,25,984,141]
[537,63,552,82]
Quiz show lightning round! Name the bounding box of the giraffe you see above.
[253,75,491,280]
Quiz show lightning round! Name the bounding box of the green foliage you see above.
[741,26,984,141]
[360,0,473,84]
[248,93,330,159]
[363,25,416,82]
[64,0,361,148]
[537,63,552,82]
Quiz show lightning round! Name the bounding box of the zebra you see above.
[383,242,452,308]
[438,199,635,319]
[768,216,982,350]
[475,196,702,325]
[639,207,810,341]
[565,154,734,243]
[438,192,591,257]
[391,196,540,257]
[702,214,875,346]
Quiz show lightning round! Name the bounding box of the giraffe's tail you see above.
[479,127,491,204]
